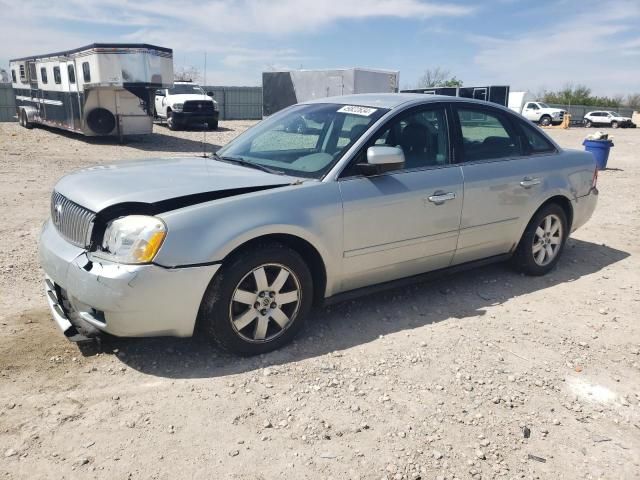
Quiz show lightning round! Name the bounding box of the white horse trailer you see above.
[9,43,173,137]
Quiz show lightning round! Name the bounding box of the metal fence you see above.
[203,86,262,120]
[0,84,262,122]
[0,84,16,122]
[548,103,636,121]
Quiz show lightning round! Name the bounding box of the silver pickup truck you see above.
[40,94,598,355]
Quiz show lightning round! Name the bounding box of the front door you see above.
[338,105,463,291]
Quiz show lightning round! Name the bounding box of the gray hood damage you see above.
[55,157,297,214]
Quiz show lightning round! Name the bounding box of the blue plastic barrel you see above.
[583,139,614,170]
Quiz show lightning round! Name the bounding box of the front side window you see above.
[53,66,61,84]
[82,62,91,82]
[40,67,48,84]
[67,65,76,84]
[457,107,521,162]
[217,103,388,179]
[526,103,539,110]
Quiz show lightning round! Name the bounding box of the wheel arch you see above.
[219,233,328,306]
[513,194,574,253]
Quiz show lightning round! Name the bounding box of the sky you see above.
[1,0,639,96]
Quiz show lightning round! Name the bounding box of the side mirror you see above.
[357,146,405,176]
[207,91,214,97]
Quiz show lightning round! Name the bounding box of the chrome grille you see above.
[50,191,96,248]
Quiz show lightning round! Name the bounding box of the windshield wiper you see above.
[212,153,284,175]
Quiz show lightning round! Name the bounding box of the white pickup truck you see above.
[154,81,219,130]
[508,92,566,126]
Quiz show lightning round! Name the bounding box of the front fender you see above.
[154,181,344,296]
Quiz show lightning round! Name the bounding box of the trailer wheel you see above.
[86,108,116,135]
[21,110,33,129]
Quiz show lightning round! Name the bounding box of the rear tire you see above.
[198,242,313,356]
[584,119,592,128]
[512,203,568,276]
[207,120,218,130]
[539,115,552,127]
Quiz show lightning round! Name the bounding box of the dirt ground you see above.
[0,120,639,480]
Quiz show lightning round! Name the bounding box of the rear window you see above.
[519,121,556,154]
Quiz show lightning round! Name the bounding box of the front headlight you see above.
[95,215,166,264]
[172,103,184,112]
[552,111,560,118]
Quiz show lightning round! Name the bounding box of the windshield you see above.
[537,102,550,108]
[216,103,388,179]
[607,112,620,116]
[168,84,205,95]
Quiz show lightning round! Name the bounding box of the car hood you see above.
[55,157,298,213]
[166,94,217,105]
[613,116,631,121]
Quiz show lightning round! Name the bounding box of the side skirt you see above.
[323,253,512,306]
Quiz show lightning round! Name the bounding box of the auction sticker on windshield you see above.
[337,105,378,116]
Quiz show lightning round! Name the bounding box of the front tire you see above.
[539,115,552,127]
[167,110,177,130]
[611,121,619,129]
[21,110,33,129]
[512,204,568,276]
[198,243,313,356]
[207,120,218,130]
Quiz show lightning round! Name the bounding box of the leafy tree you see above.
[540,84,623,107]
[626,93,640,110]
[416,67,463,88]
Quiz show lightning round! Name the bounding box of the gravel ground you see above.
[0,121,639,480]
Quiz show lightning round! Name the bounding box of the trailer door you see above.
[63,60,81,131]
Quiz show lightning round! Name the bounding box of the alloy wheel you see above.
[229,263,301,343]
[532,214,563,266]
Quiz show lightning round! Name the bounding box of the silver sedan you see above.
[40,94,598,355]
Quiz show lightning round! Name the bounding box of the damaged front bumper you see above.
[39,219,219,340]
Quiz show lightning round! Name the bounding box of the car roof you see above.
[301,92,517,113]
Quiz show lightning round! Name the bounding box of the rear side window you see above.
[67,65,76,84]
[53,66,61,84]
[457,108,521,162]
[82,62,91,82]
[40,67,48,84]
[518,121,556,154]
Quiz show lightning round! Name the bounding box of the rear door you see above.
[338,104,463,291]
[451,103,555,265]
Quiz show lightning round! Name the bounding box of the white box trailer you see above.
[263,68,399,116]
[9,43,173,137]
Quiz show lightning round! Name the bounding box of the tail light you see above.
[592,167,598,189]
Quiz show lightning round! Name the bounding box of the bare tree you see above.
[174,66,202,83]
[0,69,10,83]
[626,93,640,110]
[416,67,463,88]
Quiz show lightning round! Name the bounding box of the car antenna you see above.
[202,51,208,158]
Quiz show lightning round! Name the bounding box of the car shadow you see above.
[89,238,629,378]
[33,124,225,153]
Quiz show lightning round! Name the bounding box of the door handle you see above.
[427,191,456,205]
[519,177,541,188]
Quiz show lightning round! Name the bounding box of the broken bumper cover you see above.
[39,219,220,339]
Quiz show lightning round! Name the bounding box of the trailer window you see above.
[40,67,48,84]
[82,62,91,83]
[11,70,16,83]
[67,65,76,84]
[19,65,26,81]
[53,67,61,84]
